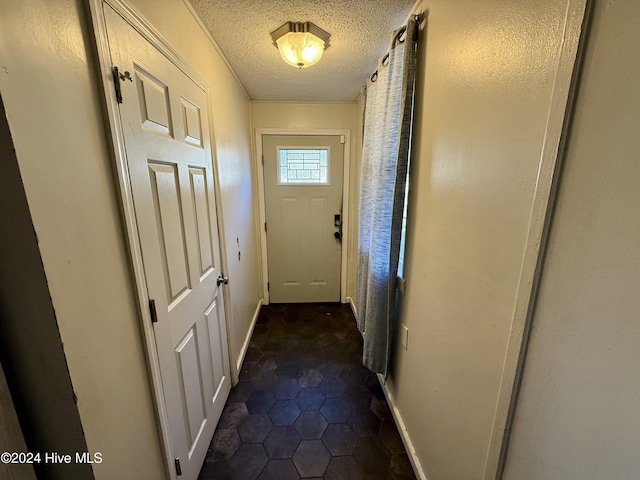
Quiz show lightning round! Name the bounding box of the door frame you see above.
[88,1,233,478]
[255,129,351,304]
[484,0,591,478]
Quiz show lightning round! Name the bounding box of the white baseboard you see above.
[346,295,358,319]
[377,373,429,480]
[235,299,263,374]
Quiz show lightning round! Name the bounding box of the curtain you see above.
[356,17,418,375]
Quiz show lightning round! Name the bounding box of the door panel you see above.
[189,167,215,275]
[148,162,191,300]
[135,66,173,135]
[205,298,226,392]
[175,327,206,447]
[309,196,329,285]
[105,6,230,479]
[181,99,203,147]
[280,196,300,286]
[263,135,343,302]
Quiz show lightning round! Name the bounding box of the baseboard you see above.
[236,299,263,374]
[346,295,358,319]
[377,373,429,480]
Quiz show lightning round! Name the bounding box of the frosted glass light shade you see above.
[276,32,325,68]
[271,22,331,69]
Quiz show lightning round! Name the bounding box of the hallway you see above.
[2,0,638,479]
[198,303,415,480]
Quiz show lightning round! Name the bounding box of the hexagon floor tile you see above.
[263,426,300,459]
[294,411,328,440]
[198,303,417,480]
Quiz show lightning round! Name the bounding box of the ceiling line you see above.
[179,0,250,100]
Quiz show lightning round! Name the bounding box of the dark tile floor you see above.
[198,303,417,480]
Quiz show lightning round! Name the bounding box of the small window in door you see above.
[278,147,330,185]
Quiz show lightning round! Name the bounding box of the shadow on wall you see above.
[0,95,94,480]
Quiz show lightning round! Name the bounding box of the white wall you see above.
[0,0,257,478]
[250,102,360,300]
[503,1,640,478]
[381,1,584,479]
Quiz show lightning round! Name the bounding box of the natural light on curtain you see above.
[356,16,419,375]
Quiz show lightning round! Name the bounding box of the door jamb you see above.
[87,1,233,478]
[483,0,590,477]
[256,128,351,304]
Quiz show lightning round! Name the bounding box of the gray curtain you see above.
[356,17,418,375]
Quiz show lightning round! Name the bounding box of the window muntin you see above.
[277,147,330,185]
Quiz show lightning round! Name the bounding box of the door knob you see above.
[217,275,229,286]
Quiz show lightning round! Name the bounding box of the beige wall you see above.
[250,102,359,132]
[0,95,92,480]
[0,1,165,477]
[0,0,257,478]
[250,101,360,300]
[503,1,640,478]
[382,1,583,479]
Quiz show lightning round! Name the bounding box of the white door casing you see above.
[263,135,344,303]
[91,2,231,479]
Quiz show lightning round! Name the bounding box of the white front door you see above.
[263,135,344,303]
[105,6,230,479]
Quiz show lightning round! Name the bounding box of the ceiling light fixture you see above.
[270,21,331,69]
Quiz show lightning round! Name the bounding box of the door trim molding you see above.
[483,0,590,477]
[255,128,351,304]
[87,1,230,478]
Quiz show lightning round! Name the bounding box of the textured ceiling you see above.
[187,0,416,102]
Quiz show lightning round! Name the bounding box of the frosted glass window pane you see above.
[277,147,330,185]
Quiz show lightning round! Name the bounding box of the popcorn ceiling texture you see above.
[188,0,416,102]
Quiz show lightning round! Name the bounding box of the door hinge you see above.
[174,458,182,476]
[264,222,267,232]
[267,282,269,291]
[112,66,132,104]
[149,299,158,323]
[261,154,264,165]
[112,66,122,104]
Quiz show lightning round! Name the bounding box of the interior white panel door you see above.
[263,135,343,303]
[104,6,230,479]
